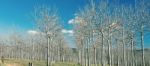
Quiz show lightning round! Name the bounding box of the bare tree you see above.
[33,6,62,66]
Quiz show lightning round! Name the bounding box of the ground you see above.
[0,58,80,66]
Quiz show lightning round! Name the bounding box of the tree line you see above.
[0,0,150,66]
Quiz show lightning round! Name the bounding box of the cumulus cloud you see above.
[68,30,74,34]
[62,29,74,34]
[62,29,74,36]
[62,29,73,37]
[27,30,39,35]
[68,16,85,25]
[68,19,74,24]
[61,29,68,33]
[68,16,80,24]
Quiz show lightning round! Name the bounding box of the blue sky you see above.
[0,0,149,47]
[0,0,88,35]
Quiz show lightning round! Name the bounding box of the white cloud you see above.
[62,29,74,34]
[68,30,74,34]
[62,29,68,33]
[68,16,80,24]
[68,16,85,25]
[27,30,39,35]
[68,19,74,24]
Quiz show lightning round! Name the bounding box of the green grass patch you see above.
[52,62,80,66]
[0,59,112,66]
[0,59,80,66]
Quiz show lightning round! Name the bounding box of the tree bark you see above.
[47,37,50,66]
[141,25,145,66]
[108,28,112,66]
[101,31,105,66]
[122,27,127,66]
[116,39,120,66]
[131,34,135,66]
[94,47,97,66]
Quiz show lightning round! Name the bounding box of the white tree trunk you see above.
[47,37,50,66]
[141,25,145,66]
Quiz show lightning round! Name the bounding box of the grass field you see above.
[0,59,81,66]
[0,58,113,66]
